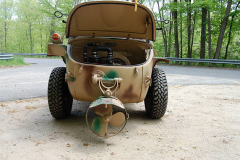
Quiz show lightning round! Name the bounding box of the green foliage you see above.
[0,0,239,62]
[151,0,240,61]
[0,56,26,66]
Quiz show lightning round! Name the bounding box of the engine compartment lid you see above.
[66,1,156,41]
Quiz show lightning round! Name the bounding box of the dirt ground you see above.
[0,85,240,160]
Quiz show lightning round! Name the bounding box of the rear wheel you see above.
[48,67,73,119]
[144,68,168,119]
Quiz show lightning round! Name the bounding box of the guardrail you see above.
[1,53,240,68]
[13,53,47,57]
[0,54,13,60]
[160,57,240,68]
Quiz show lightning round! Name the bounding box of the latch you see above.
[135,67,139,76]
[79,65,83,73]
[134,0,138,12]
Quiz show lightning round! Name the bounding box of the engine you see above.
[83,42,130,65]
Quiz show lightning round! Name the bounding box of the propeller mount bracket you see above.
[92,73,123,97]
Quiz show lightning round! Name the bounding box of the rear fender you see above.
[152,50,170,68]
[47,43,66,57]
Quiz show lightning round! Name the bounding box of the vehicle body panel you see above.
[66,1,156,41]
[47,1,169,104]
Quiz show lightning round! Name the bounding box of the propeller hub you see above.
[103,115,111,123]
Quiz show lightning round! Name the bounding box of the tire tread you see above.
[144,68,168,119]
[48,67,73,119]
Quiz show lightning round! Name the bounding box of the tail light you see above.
[52,33,62,44]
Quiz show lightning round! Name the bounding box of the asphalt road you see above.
[0,58,239,101]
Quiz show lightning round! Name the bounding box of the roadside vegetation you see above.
[0,56,27,67]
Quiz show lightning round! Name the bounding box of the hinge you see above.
[65,72,75,82]
[145,76,152,87]
[135,67,139,76]
[145,21,150,45]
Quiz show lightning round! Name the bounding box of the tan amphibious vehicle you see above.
[47,0,169,138]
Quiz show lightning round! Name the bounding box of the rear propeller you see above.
[92,104,125,136]
[86,97,128,138]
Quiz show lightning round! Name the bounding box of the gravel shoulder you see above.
[1,85,240,160]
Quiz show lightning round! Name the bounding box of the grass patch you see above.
[0,56,27,67]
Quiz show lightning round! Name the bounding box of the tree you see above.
[180,0,183,58]
[156,0,168,57]
[214,0,232,59]
[17,0,40,53]
[208,9,212,59]
[224,1,240,60]
[190,10,197,58]
[173,0,179,58]
[167,13,173,57]
[186,0,192,58]
[200,7,207,59]
[0,0,14,53]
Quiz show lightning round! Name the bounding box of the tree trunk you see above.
[208,9,212,59]
[200,7,207,59]
[186,0,192,58]
[168,13,172,57]
[162,27,168,57]
[180,0,183,58]
[2,0,13,53]
[214,0,232,59]
[190,10,196,57]
[224,1,240,60]
[173,0,179,58]
[29,23,33,53]
[4,2,7,53]
[40,28,43,53]
[162,1,168,57]
[220,0,223,23]
[4,21,7,53]
[157,0,168,57]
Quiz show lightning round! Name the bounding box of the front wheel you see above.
[48,67,73,119]
[144,68,168,119]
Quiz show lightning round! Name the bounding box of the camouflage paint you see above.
[92,117,102,133]
[65,53,69,65]
[105,70,118,79]
[67,76,75,82]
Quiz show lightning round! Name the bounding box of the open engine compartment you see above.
[68,37,152,65]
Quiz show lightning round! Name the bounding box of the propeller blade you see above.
[92,117,108,136]
[94,104,112,117]
[110,112,125,127]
